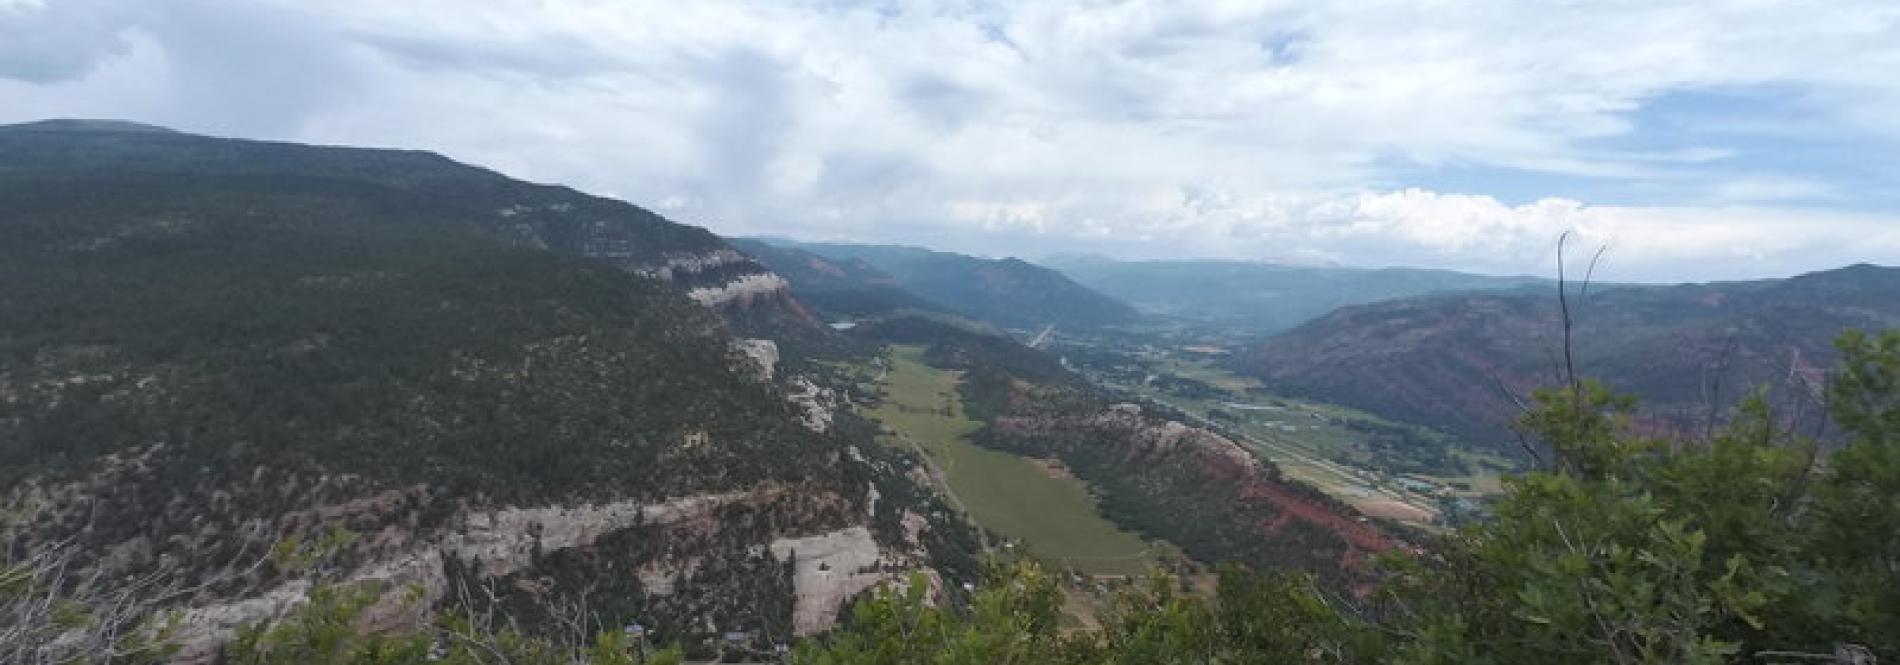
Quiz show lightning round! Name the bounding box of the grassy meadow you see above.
[865,345,1155,576]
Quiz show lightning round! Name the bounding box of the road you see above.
[1027,324,1056,348]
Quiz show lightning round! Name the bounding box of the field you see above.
[864,346,1155,576]
[1087,355,1517,527]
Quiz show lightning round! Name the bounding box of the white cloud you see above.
[2,0,1898,281]
[938,187,1900,281]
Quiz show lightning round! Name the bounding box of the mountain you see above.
[726,237,951,320]
[1241,265,1900,449]
[756,240,1141,331]
[0,121,975,658]
[1042,255,1549,334]
[0,118,819,338]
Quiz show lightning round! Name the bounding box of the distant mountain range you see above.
[1242,264,1900,449]
[749,239,1141,330]
[1042,255,1550,334]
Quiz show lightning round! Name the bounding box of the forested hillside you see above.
[1245,265,1900,449]
[0,121,976,660]
[0,120,819,337]
[1043,255,1549,334]
[727,238,952,320]
[45,328,1894,664]
[758,240,1141,330]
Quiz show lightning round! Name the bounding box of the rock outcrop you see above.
[731,338,780,382]
[769,527,889,636]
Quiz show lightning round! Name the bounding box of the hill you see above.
[0,119,820,338]
[727,237,951,320]
[757,240,1140,331]
[1042,255,1549,334]
[1242,264,1900,449]
[0,121,974,659]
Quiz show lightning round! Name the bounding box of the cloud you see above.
[927,186,1900,282]
[0,0,365,134]
[2,0,1897,281]
[0,0,135,83]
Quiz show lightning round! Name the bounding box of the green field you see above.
[865,346,1155,576]
[1103,356,1517,525]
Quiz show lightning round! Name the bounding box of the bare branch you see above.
[1557,232,1577,392]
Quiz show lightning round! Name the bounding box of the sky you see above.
[3,0,1899,282]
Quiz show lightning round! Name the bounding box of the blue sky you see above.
[3,0,1898,282]
[1415,85,1896,209]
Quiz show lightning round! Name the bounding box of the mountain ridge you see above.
[1241,263,1900,449]
[0,118,182,134]
[726,237,955,321]
[0,119,822,337]
[1041,255,1554,334]
[756,238,1141,331]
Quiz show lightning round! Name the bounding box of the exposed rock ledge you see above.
[731,338,779,382]
[770,526,889,636]
[786,376,836,433]
[687,273,792,307]
[172,490,760,661]
[446,491,754,578]
[636,249,752,281]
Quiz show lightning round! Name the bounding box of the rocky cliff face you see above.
[492,207,819,337]
[3,319,955,661]
[725,238,953,321]
[661,255,819,338]
[0,313,942,661]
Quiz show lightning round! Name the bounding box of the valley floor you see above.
[1075,353,1513,529]
[862,346,1156,577]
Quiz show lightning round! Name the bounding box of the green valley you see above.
[862,345,1155,576]
[9,2,1900,659]
[1056,341,1514,527]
